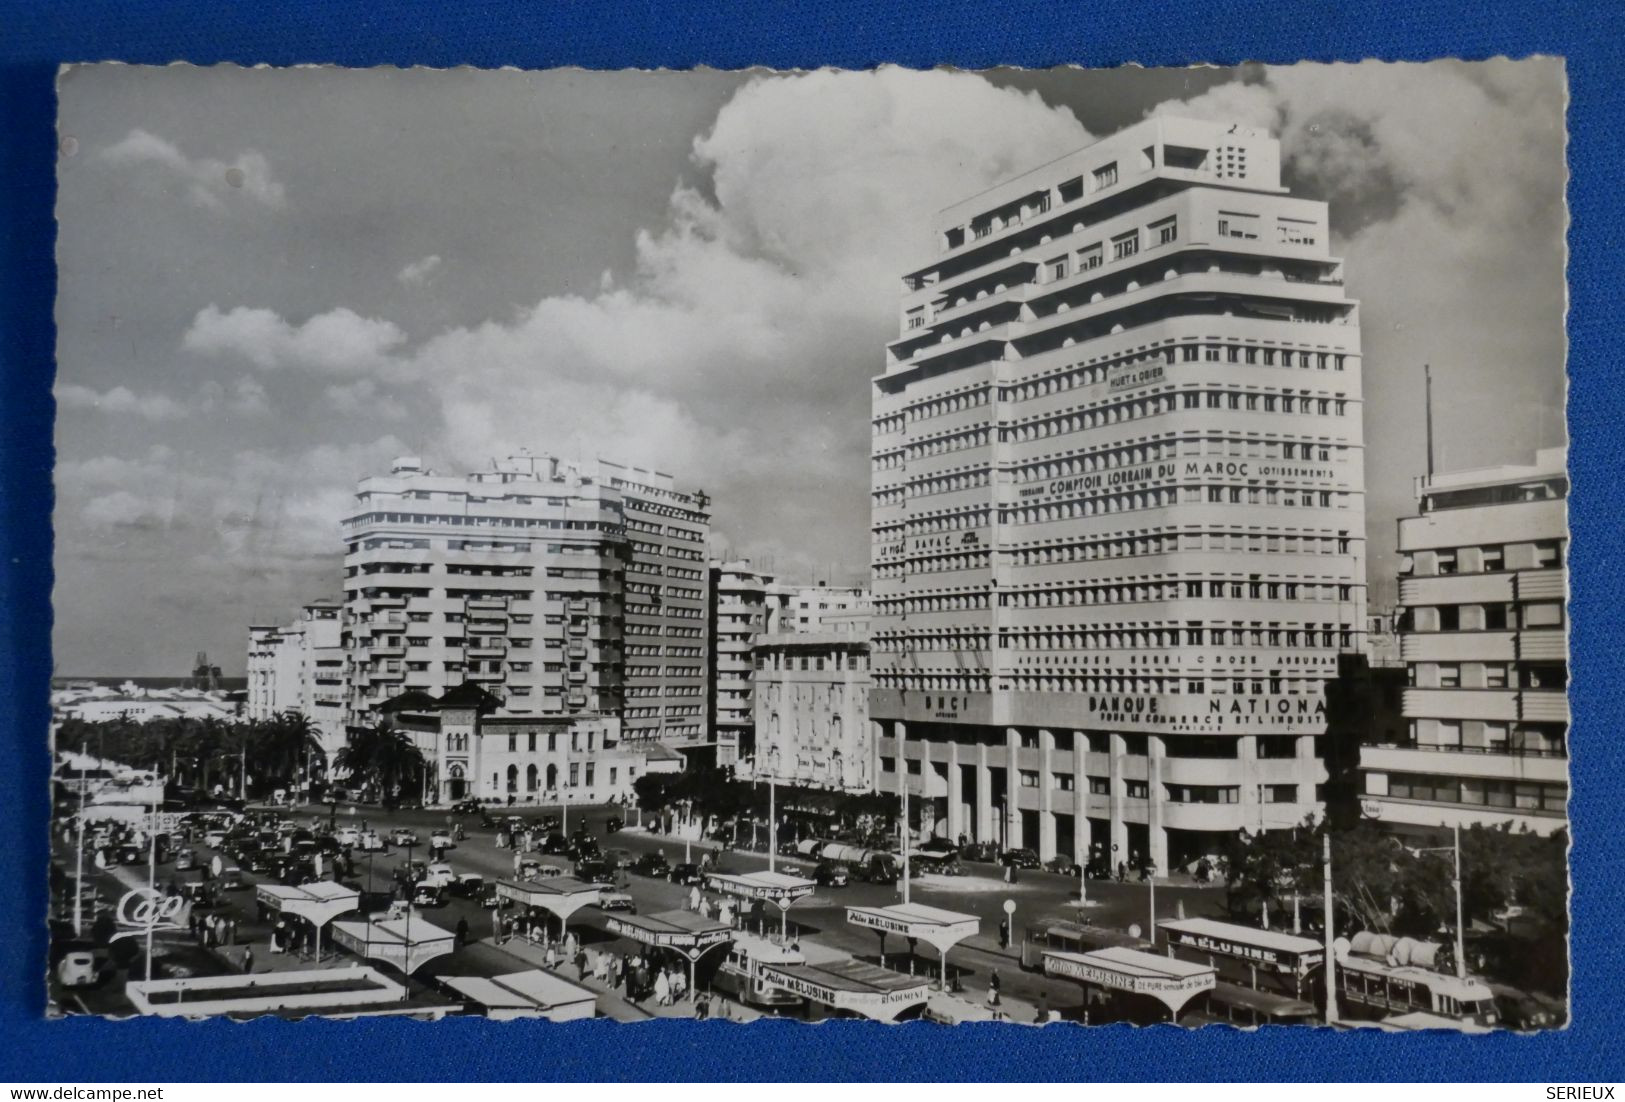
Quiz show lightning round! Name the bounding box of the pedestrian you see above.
[544,943,558,971]
[455,916,469,949]
[695,993,710,1020]
[1035,994,1048,1025]
[575,947,587,982]
[1117,860,1127,883]
[688,885,701,912]
[242,945,254,974]
[654,969,671,1007]
[227,917,237,946]
[987,968,1002,1009]
[1003,862,1012,884]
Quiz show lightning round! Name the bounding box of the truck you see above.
[816,843,899,884]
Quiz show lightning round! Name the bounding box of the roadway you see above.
[51,799,1237,1021]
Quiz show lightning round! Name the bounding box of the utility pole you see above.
[1323,833,1340,1025]
[145,766,159,984]
[900,729,911,906]
[1453,823,1467,980]
[73,742,87,936]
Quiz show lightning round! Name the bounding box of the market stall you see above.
[442,969,598,1021]
[495,876,605,940]
[845,902,979,989]
[1043,945,1216,1023]
[255,881,360,962]
[756,957,931,1022]
[330,911,456,975]
[604,909,733,1001]
[703,870,816,937]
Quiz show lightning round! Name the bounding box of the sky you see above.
[51,60,1568,676]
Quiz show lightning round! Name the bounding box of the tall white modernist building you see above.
[870,117,1367,872]
[246,599,347,767]
[342,452,711,748]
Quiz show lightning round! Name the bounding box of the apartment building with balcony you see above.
[341,452,711,783]
[871,116,1366,871]
[707,560,776,768]
[1359,447,1569,838]
[766,583,872,634]
[246,599,346,767]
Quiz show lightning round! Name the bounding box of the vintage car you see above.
[595,888,636,913]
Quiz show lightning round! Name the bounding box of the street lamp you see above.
[766,747,780,874]
[1414,824,1468,980]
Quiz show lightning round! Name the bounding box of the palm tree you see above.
[335,721,424,809]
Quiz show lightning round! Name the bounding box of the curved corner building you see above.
[869,117,1366,872]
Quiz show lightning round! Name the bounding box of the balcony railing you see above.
[1361,738,1567,760]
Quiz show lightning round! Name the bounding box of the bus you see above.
[1334,932,1499,1027]
[1156,917,1325,999]
[1184,981,1319,1027]
[709,931,808,1012]
[1020,918,1145,971]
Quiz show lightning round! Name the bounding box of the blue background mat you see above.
[1,0,1620,1081]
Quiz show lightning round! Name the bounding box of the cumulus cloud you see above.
[1151,59,1567,590]
[397,254,442,286]
[100,128,286,210]
[182,304,409,378]
[325,378,408,420]
[56,383,185,420]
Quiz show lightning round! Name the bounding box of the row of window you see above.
[992,622,1353,649]
[1003,530,1354,566]
[1379,773,1567,814]
[1405,541,1565,576]
[998,486,1349,525]
[754,653,868,671]
[1407,602,1566,632]
[1411,661,1566,691]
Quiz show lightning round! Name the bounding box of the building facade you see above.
[870,116,1367,871]
[342,452,711,749]
[707,560,777,768]
[1359,447,1569,838]
[766,583,871,634]
[381,685,683,805]
[246,600,347,766]
[747,608,874,794]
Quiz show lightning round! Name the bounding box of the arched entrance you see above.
[506,764,519,794]
[446,763,467,801]
[526,764,539,793]
[545,763,558,790]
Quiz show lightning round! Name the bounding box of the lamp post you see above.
[72,742,87,936]
[402,839,415,1001]
[767,747,780,874]
[144,765,159,983]
[1415,825,1468,980]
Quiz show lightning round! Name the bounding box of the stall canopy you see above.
[442,969,597,1022]
[704,870,816,936]
[330,912,456,975]
[757,958,931,1022]
[845,902,979,987]
[256,882,360,928]
[495,877,604,930]
[605,909,733,1002]
[1044,946,1216,1018]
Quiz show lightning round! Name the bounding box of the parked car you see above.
[173,848,197,872]
[422,862,456,889]
[574,859,615,885]
[412,883,447,908]
[960,841,1000,863]
[1044,856,1083,877]
[450,799,482,816]
[334,827,361,847]
[541,833,571,856]
[480,884,513,910]
[668,862,703,886]
[630,852,670,878]
[55,944,105,988]
[568,836,601,861]
[429,830,454,852]
[393,860,428,888]
[524,859,570,882]
[603,847,634,869]
[389,828,420,847]
[203,828,228,848]
[813,860,850,888]
[605,815,624,834]
[449,873,485,898]
[595,888,636,913]
[999,848,1041,870]
[356,830,387,852]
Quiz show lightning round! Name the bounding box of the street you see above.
[50,798,1241,1022]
